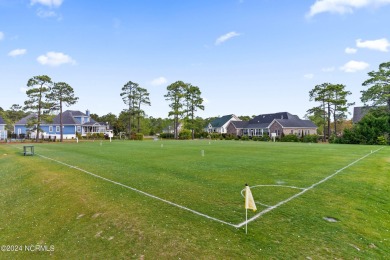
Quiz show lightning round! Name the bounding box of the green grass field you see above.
[0,140,389,259]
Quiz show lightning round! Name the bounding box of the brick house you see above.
[227,112,317,137]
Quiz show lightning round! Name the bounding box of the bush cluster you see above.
[331,108,389,145]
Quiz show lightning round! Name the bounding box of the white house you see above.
[205,114,241,134]
[0,115,6,140]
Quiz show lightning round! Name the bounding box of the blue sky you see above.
[1,0,390,119]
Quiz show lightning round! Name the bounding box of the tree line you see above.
[0,76,208,141]
[306,61,390,145]
[1,61,389,144]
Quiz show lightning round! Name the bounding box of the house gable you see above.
[207,114,241,133]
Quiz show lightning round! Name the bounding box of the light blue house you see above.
[14,110,111,139]
[0,115,7,140]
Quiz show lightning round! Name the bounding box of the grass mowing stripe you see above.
[237,146,386,228]
[36,153,239,228]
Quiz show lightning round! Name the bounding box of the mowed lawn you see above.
[0,140,389,259]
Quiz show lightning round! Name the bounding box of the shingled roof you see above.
[246,112,301,128]
[229,121,248,128]
[250,112,299,124]
[273,119,317,128]
[15,113,37,125]
[209,114,238,127]
[52,111,78,124]
[352,106,373,123]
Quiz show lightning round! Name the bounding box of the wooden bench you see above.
[23,145,34,156]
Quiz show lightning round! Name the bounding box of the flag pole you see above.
[244,183,256,234]
[245,208,248,234]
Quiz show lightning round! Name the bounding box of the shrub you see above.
[302,134,319,143]
[135,133,144,140]
[241,135,249,141]
[260,134,270,142]
[222,133,236,140]
[195,132,209,139]
[281,134,299,142]
[209,133,222,140]
[159,133,174,139]
[179,129,191,140]
[377,135,388,145]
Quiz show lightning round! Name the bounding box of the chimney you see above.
[86,109,90,116]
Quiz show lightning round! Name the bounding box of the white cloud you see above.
[8,49,27,57]
[0,32,4,41]
[37,51,76,66]
[356,38,390,52]
[215,31,240,45]
[322,66,335,72]
[307,0,390,17]
[37,8,57,18]
[340,60,369,72]
[304,73,314,79]
[345,47,357,54]
[151,77,167,86]
[30,0,63,7]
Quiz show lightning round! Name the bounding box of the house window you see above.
[49,126,53,132]
[56,126,60,132]
[290,130,293,134]
[77,126,81,133]
[18,128,21,135]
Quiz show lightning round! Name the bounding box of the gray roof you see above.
[250,112,299,125]
[52,110,96,125]
[246,122,270,129]
[15,113,37,125]
[230,121,248,128]
[15,110,100,127]
[352,106,373,123]
[0,115,5,124]
[52,111,78,124]
[229,112,317,130]
[67,110,87,117]
[274,119,317,128]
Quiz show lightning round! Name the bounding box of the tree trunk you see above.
[60,102,63,142]
[174,116,178,139]
[327,102,331,140]
[322,101,326,142]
